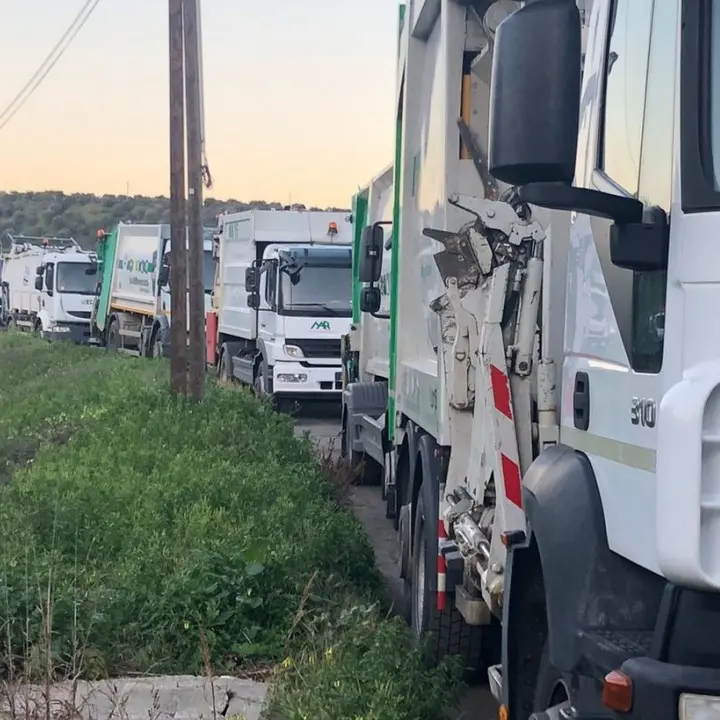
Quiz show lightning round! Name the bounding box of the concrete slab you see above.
[1,675,268,720]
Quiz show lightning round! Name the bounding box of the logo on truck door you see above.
[311,320,331,330]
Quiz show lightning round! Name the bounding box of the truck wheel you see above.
[410,484,484,676]
[218,348,233,383]
[254,358,275,407]
[106,321,119,352]
[531,640,571,716]
[149,329,164,358]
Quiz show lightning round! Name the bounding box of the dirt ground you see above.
[294,403,498,720]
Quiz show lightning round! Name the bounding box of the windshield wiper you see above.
[289,302,350,317]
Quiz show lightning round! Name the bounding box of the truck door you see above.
[561,0,678,573]
[258,260,277,346]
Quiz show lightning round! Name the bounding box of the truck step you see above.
[580,629,654,673]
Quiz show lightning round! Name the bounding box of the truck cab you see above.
[209,209,353,402]
[250,242,352,397]
[0,236,96,343]
[32,250,98,342]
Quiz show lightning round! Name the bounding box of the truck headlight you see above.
[283,344,303,358]
[680,694,720,719]
[277,373,307,383]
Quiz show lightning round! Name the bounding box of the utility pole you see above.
[184,0,205,401]
[168,0,188,395]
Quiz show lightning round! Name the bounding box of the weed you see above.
[0,336,378,677]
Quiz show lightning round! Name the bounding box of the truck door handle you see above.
[573,371,590,431]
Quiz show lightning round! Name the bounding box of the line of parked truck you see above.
[0,209,354,403]
[5,0,720,715]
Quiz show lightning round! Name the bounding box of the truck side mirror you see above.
[34,276,43,291]
[158,264,169,286]
[359,286,381,314]
[247,292,260,309]
[245,267,259,292]
[36,265,44,276]
[358,224,384,283]
[489,0,581,187]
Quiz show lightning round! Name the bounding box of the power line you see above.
[0,0,102,132]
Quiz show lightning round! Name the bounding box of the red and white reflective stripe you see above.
[490,363,523,513]
[437,482,447,611]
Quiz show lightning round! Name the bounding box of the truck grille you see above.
[66,310,91,320]
[286,338,341,358]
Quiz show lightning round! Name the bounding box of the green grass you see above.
[0,333,461,717]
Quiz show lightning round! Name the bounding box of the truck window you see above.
[44,263,54,292]
[264,262,277,309]
[55,262,97,295]
[203,250,214,293]
[631,0,678,374]
[599,0,672,374]
[711,0,720,190]
[600,0,653,196]
[279,264,352,317]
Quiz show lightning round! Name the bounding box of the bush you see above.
[0,335,462,718]
[268,595,463,720]
[0,335,378,677]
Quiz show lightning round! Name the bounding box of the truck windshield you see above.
[279,264,352,317]
[203,250,214,293]
[56,262,97,295]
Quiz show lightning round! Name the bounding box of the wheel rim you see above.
[413,525,426,637]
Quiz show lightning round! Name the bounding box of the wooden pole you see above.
[169,0,187,395]
[184,0,205,401]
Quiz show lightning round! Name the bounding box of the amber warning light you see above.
[328,222,338,235]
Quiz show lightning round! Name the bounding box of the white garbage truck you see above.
[341,163,395,486]
[92,223,214,355]
[345,0,720,718]
[0,234,97,342]
[206,209,352,401]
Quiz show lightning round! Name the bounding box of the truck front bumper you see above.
[43,322,96,345]
[272,361,342,398]
[618,657,720,718]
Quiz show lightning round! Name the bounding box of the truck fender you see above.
[508,444,664,677]
[342,381,388,456]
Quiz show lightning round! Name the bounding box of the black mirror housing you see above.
[359,286,381,314]
[247,292,260,309]
[488,0,582,186]
[36,265,44,276]
[610,206,669,272]
[34,276,43,291]
[358,224,384,283]
[158,264,169,286]
[245,267,259,292]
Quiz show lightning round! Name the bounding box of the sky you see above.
[0,0,400,208]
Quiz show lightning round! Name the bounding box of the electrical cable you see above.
[0,0,102,132]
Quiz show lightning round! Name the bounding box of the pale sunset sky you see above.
[0,0,399,207]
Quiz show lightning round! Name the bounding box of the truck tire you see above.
[218,347,234,382]
[410,484,484,677]
[254,357,276,408]
[106,320,119,352]
[531,640,571,715]
[149,328,164,358]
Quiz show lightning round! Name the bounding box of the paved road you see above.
[293,402,498,720]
